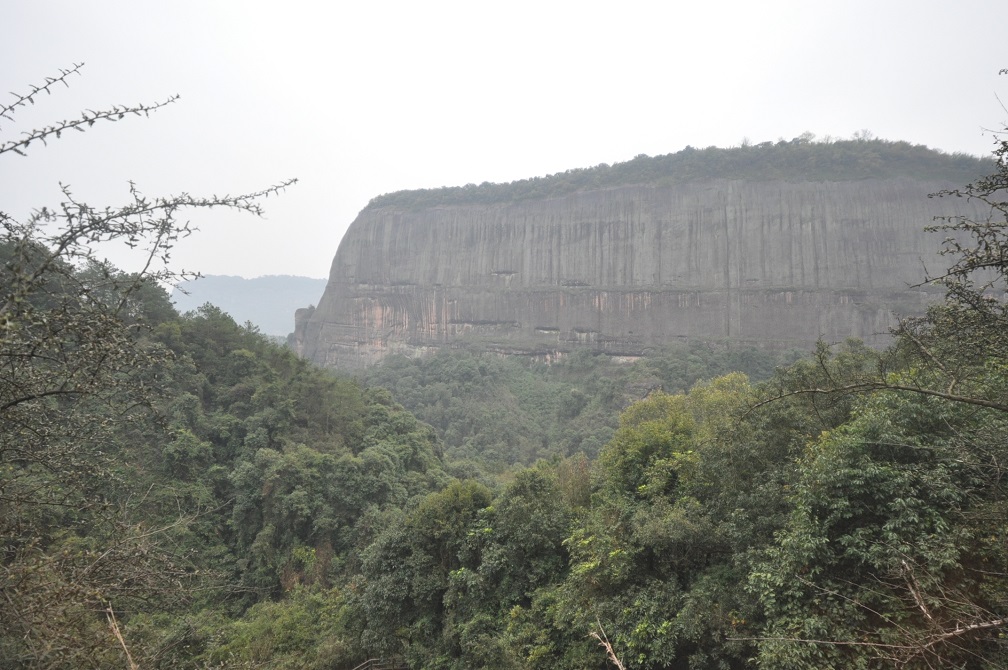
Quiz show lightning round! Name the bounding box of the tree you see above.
[540,378,775,670]
[353,480,493,668]
[745,72,1008,668]
[889,82,1008,409]
[749,386,1006,668]
[0,64,293,667]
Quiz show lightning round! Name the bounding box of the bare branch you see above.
[751,379,1008,416]
[0,62,84,127]
[105,604,139,670]
[921,618,1007,651]
[590,619,626,670]
[0,95,180,158]
[901,559,934,622]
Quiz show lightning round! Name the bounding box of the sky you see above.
[2,0,1005,280]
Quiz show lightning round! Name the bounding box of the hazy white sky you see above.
[2,0,1005,279]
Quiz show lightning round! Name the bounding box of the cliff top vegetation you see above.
[366,135,990,211]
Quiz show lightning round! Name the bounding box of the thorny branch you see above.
[0,62,84,127]
[0,61,179,158]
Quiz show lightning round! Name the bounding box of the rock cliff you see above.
[296,142,988,369]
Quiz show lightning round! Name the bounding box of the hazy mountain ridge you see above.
[172,274,327,336]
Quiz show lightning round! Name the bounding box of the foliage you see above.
[751,389,1008,669]
[360,344,801,469]
[0,65,292,668]
[366,137,987,210]
[744,77,1008,668]
[351,480,494,667]
[5,62,1008,670]
[552,377,775,670]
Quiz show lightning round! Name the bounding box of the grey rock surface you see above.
[297,175,983,370]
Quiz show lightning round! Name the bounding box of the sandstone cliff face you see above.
[298,177,980,370]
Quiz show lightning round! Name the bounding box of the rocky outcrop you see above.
[297,150,987,370]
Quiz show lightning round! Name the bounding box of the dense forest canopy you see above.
[359,345,803,469]
[365,136,990,211]
[3,65,1008,669]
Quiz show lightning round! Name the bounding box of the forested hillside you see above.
[6,248,1007,669]
[359,345,802,468]
[3,66,1008,669]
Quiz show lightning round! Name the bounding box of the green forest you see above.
[365,134,987,211]
[4,68,1008,669]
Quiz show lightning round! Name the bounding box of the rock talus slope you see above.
[296,163,984,369]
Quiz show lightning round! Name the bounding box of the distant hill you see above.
[171,274,327,336]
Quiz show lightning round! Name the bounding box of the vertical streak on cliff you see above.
[629,199,637,287]
[760,190,769,290]
[784,190,795,287]
[811,199,821,291]
[656,195,663,286]
[736,195,745,337]
[725,198,733,334]
[798,198,807,287]
[821,193,830,290]
[551,214,559,284]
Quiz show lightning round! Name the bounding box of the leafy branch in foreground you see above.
[752,338,1008,416]
[745,74,1008,668]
